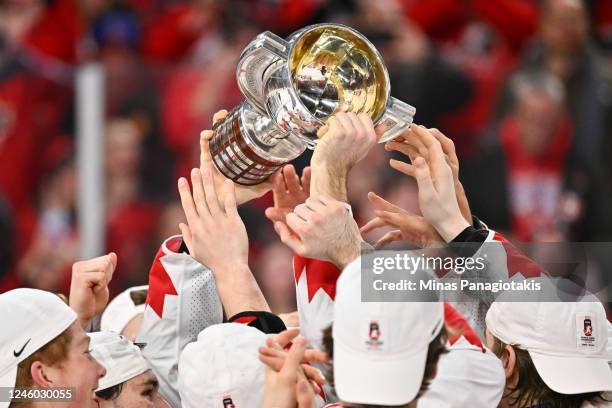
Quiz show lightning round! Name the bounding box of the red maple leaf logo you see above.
[294,255,340,302]
[494,232,543,279]
[146,245,179,318]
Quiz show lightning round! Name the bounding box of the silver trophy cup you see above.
[209,23,416,185]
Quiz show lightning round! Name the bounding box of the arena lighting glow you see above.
[209,23,416,185]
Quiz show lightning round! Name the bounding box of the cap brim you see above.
[530,351,612,394]
[334,339,427,405]
[0,365,17,408]
[97,365,150,392]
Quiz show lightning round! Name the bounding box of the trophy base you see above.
[209,102,305,186]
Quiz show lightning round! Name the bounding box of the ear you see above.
[502,346,516,382]
[30,361,58,388]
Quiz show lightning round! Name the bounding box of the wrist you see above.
[331,238,363,270]
[435,216,471,243]
[311,157,349,176]
[71,308,93,329]
[211,261,250,281]
[310,163,348,201]
[213,263,270,316]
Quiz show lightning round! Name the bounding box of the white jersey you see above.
[136,236,224,408]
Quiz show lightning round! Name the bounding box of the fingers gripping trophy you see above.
[209,24,416,185]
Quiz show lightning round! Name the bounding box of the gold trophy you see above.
[210,24,416,185]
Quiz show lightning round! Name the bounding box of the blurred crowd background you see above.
[1,0,611,313]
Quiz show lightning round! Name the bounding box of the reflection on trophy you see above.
[209,23,416,185]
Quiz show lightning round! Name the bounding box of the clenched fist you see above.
[69,253,117,328]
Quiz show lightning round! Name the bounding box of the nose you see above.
[97,360,107,378]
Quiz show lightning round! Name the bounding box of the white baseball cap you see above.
[418,336,506,407]
[101,285,148,334]
[0,288,77,408]
[333,259,444,405]
[486,287,612,394]
[88,331,150,391]
[178,323,266,407]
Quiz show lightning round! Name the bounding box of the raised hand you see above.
[360,192,443,248]
[385,126,472,223]
[274,196,364,269]
[404,126,469,242]
[259,334,325,408]
[177,162,269,316]
[310,112,380,201]
[265,328,328,366]
[265,164,311,224]
[69,253,117,327]
[178,164,248,272]
[199,109,275,206]
[312,112,378,172]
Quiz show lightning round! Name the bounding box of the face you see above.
[515,89,562,155]
[97,370,160,408]
[105,119,142,177]
[43,163,76,208]
[358,0,403,26]
[43,322,107,407]
[541,0,588,55]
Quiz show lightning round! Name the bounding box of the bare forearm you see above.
[310,162,348,202]
[213,264,270,317]
[333,239,374,271]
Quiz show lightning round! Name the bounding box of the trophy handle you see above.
[237,31,290,113]
[376,97,416,143]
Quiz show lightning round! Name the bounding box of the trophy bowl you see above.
[210,23,416,185]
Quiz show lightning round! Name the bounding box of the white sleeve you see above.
[447,229,547,338]
[136,236,224,408]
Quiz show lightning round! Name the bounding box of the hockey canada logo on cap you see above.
[222,396,235,408]
[576,314,596,349]
[369,321,380,341]
[584,317,593,337]
[366,320,383,350]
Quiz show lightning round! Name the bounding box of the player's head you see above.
[324,261,447,407]
[485,298,612,407]
[0,289,106,408]
[178,323,266,407]
[101,285,148,340]
[90,331,167,408]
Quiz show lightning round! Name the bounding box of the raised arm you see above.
[365,125,547,335]
[178,162,270,317]
[69,253,117,329]
[136,235,223,408]
[309,112,379,201]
